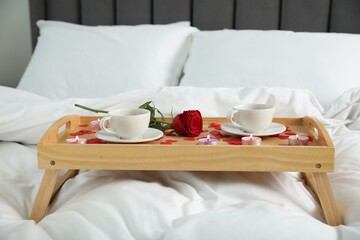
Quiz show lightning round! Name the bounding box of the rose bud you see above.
[172,110,203,137]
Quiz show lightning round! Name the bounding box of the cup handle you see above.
[100,116,116,135]
[227,110,243,128]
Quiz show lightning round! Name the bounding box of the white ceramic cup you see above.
[100,108,150,139]
[228,104,274,132]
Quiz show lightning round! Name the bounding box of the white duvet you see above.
[0,86,360,240]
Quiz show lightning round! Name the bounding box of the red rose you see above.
[172,110,203,136]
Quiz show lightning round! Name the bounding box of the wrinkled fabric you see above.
[0,86,359,240]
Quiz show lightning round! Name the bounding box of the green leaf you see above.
[138,101,172,132]
[138,101,152,109]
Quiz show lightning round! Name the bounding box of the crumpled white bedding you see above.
[0,86,359,240]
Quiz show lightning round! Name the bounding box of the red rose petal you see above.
[208,123,221,128]
[276,134,289,140]
[160,139,178,145]
[209,130,230,139]
[81,130,95,134]
[164,131,176,136]
[86,138,107,144]
[208,123,222,130]
[284,131,297,135]
[69,129,96,136]
[183,137,196,141]
[159,139,177,144]
[210,130,220,136]
[70,131,84,136]
[78,124,89,127]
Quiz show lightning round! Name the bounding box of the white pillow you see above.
[17,20,198,99]
[180,30,360,108]
[324,87,360,130]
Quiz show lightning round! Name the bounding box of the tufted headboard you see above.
[29,0,360,48]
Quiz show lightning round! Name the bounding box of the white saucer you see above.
[221,122,286,136]
[95,128,163,143]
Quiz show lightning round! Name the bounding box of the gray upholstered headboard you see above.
[29,0,360,48]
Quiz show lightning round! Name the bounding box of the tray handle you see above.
[40,115,82,144]
[303,116,334,147]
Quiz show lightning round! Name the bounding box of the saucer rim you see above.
[221,122,286,136]
[95,127,163,143]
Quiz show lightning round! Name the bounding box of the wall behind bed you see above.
[0,0,32,88]
[29,0,360,48]
[2,0,360,88]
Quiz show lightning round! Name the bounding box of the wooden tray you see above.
[38,116,334,173]
[31,115,341,226]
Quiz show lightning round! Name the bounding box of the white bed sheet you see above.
[0,86,359,240]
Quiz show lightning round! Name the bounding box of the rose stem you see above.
[74,104,109,114]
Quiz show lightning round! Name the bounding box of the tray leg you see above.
[303,172,342,226]
[29,169,59,223]
[29,169,80,223]
[51,169,80,204]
